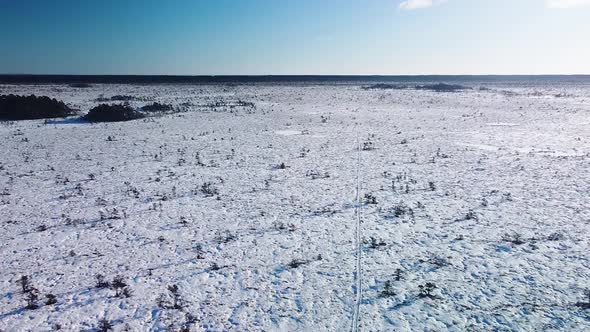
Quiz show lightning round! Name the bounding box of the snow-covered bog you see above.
[0,82,589,331]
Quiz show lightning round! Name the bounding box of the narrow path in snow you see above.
[351,130,362,332]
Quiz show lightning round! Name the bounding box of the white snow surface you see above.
[0,83,589,331]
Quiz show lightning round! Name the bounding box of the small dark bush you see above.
[157,284,186,310]
[575,290,590,309]
[83,104,144,122]
[368,236,386,249]
[274,162,288,170]
[418,282,438,299]
[394,268,404,281]
[214,230,236,244]
[428,182,436,191]
[380,280,396,298]
[362,141,375,151]
[288,259,308,269]
[547,232,564,241]
[98,318,113,332]
[306,170,330,180]
[393,204,408,218]
[25,291,40,310]
[45,293,57,305]
[364,193,378,205]
[502,232,526,245]
[111,275,127,289]
[19,275,32,293]
[95,274,110,288]
[0,94,74,120]
[383,202,410,220]
[200,182,219,197]
[427,256,449,268]
[464,210,477,221]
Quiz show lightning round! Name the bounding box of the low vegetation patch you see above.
[418,282,439,299]
[83,104,145,122]
[575,290,590,309]
[362,84,409,90]
[0,94,74,120]
[415,83,471,92]
[94,95,150,102]
[362,83,470,92]
[380,280,397,298]
[142,102,173,112]
[68,83,92,88]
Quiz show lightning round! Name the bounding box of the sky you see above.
[1,0,589,75]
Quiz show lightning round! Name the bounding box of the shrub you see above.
[427,256,449,268]
[273,221,296,232]
[575,290,590,309]
[274,162,288,170]
[0,94,74,120]
[288,259,308,269]
[157,284,186,310]
[95,274,110,288]
[18,276,40,310]
[394,268,404,281]
[502,232,526,245]
[306,170,330,180]
[428,181,436,191]
[25,291,40,310]
[364,193,378,205]
[45,294,57,305]
[547,232,564,241]
[112,275,127,289]
[463,210,477,221]
[379,280,396,298]
[19,275,32,293]
[367,237,386,249]
[98,318,113,332]
[418,282,438,299]
[214,230,236,244]
[388,203,409,219]
[83,104,144,122]
[199,182,219,197]
[362,141,375,151]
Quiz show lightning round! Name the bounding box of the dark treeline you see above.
[1,75,590,85]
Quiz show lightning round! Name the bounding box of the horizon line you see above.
[2,74,590,77]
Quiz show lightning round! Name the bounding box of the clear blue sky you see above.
[1,0,589,75]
